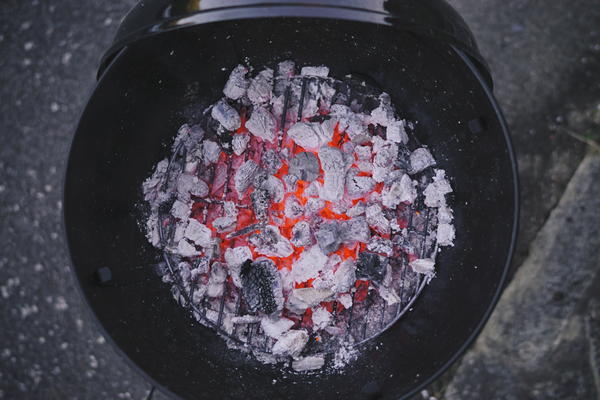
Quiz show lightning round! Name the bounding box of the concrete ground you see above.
[0,0,598,399]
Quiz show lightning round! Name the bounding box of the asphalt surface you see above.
[0,0,599,399]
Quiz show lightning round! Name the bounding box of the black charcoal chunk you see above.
[289,152,320,182]
[315,221,342,254]
[241,259,284,314]
[356,252,388,284]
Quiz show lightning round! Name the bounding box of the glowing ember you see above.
[142,61,455,371]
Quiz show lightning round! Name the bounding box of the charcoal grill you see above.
[64,1,519,399]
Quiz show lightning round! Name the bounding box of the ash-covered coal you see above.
[141,61,455,373]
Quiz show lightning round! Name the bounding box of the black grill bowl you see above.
[64,3,518,400]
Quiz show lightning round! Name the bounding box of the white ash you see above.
[318,146,346,202]
[424,169,453,208]
[438,205,454,224]
[365,204,390,236]
[284,197,304,219]
[247,68,274,105]
[250,226,293,258]
[287,121,333,150]
[333,260,356,293]
[346,201,366,217]
[410,258,436,277]
[386,119,409,144]
[367,237,394,257]
[261,175,285,203]
[290,221,313,247]
[272,329,308,357]
[232,315,261,324]
[340,217,370,244]
[246,107,277,143]
[261,315,295,339]
[211,99,241,131]
[288,287,335,312]
[382,174,417,208]
[304,197,325,215]
[291,245,328,283]
[202,140,221,165]
[337,293,353,309]
[223,65,249,100]
[370,93,396,127]
[304,180,321,197]
[292,355,326,372]
[372,140,398,183]
[170,199,191,221]
[312,306,333,330]
[212,216,237,233]
[409,147,436,174]
[174,239,200,258]
[184,219,212,247]
[207,262,227,297]
[346,170,376,199]
[436,223,455,247]
[289,152,320,182]
[315,221,342,254]
[330,104,370,144]
[234,160,260,198]
[225,246,252,287]
[300,65,329,77]
[232,133,250,156]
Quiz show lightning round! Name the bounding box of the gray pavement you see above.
[0,0,599,399]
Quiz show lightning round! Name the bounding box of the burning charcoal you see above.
[409,258,435,276]
[340,216,370,243]
[277,60,295,78]
[249,226,293,258]
[356,252,387,284]
[318,146,346,202]
[346,201,366,217]
[346,170,376,199]
[284,197,304,219]
[184,219,212,247]
[251,188,270,221]
[409,147,436,174]
[355,145,372,162]
[300,65,329,77]
[202,140,221,165]
[247,68,274,105]
[333,259,356,293]
[246,107,277,143]
[175,239,201,258]
[224,246,252,288]
[261,149,283,174]
[142,159,169,203]
[288,288,335,313]
[315,221,342,254]
[372,141,398,183]
[386,119,408,144]
[283,174,298,192]
[304,181,321,197]
[438,205,454,224]
[176,174,204,202]
[241,258,284,313]
[234,160,260,198]
[291,245,328,283]
[174,123,205,153]
[437,223,455,247]
[272,330,309,358]
[311,306,332,330]
[262,175,285,203]
[365,204,390,235]
[319,81,336,109]
[212,216,237,233]
[223,65,249,100]
[367,237,394,257]
[192,256,210,275]
[330,104,370,144]
[287,121,333,150]
[370,93,395,127]
[207,262,227,297]
[292,355,326,372]
[170,199,191,220]
[382,174,417,208]
[223,201,238,218]
[211,99,241,131]
[291,221,314,247]
[424,169,452,207]
[232,133,250,156]
[289,152,320,182]
[261,315,295,339]
[305,197,325,215]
